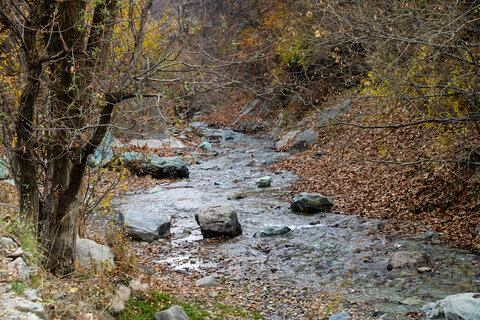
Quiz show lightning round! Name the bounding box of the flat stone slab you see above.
[121,210,171,242]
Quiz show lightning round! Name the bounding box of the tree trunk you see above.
[40,201,79,274]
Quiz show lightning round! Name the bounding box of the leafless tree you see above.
[0,0,165,274]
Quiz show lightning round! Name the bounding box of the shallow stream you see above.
[115,123,480,319]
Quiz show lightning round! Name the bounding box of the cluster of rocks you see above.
[88,132,189,180]
[329,249,480,319]
[0,237,47,320]
[192,192,335,241]
[383,249,480,319]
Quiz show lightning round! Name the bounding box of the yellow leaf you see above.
[70,287,78,293]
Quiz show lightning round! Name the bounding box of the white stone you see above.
[422,292,480,320]
[75,238,114,269]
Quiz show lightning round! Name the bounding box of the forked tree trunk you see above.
[39,154,87,275]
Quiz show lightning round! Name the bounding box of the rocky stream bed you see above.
[109,123,480,319]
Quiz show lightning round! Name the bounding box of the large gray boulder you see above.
[254,226,291,238]
[422,293,480,320]
[291,193,334,213]
[0,292,48,320]
[195,203,242,239]
[118,152,189,179]
[387,251,429,270]
[154,305,189,320]
[120,210,170,242]
[290,129,318,154]
[75,238,114,269]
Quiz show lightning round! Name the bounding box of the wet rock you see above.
[118,152,189,179]
[8,258,30,283]
[246,159,261,167]
[329,312,350,320]
[313,151,324,158]
[227,193,247,200]
[0,157,9,179]
[256,176,272,188]
[195,203,242,239]
[422,293,480,320]
[207,134,223,142]
[0,292,47,320]
[89,130,114,168]
[198,141,212,151]
[401,297,423,305]
[291,192,334,213]
[290,129,318,154]
[254,226,291,238]
[120,210,171,242]
[196,275,217,287]
[225,136,234,141]
[75,238,114,269]
[154,305,189,320]
[275,130,300,150]
[387,251,429,270]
